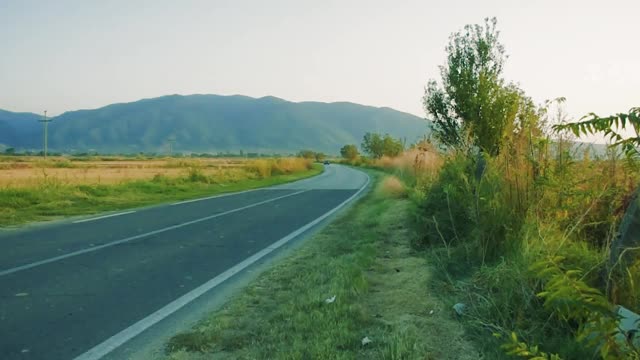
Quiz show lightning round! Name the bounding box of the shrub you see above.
[373,149,443,186]
[377,176,406,198]
[413,153,474,250]
[185,167,210,183]
[272,158,312,175]
[248,158,312,178]
[247,159,272,178]
[53,160,75,168]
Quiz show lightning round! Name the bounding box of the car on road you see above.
[323,160,330,165]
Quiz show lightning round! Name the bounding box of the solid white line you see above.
[0,190,309,278]
[73,171,370,360]
[73,211,136,224]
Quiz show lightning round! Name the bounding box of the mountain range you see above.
[0,95,429,154]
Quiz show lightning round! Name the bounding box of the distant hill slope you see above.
[0,95,430,154]
[0,109,42,149]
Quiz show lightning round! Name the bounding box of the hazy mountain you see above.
[0,109,42,149]
[0,95,430,154]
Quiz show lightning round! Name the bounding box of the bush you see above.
[248,158,312,178]
[377,176,407,198]
[272,158,312,175]
[185,167,210,183]
[53,160,76,168]
[373,149,443,186]
[414,153,474,250]
[413,146,640,358]
[247,159,272,178]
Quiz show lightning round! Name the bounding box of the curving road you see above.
[0,165,369,360]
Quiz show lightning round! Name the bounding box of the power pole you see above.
[167,137,176,157]
[38,110,52,158]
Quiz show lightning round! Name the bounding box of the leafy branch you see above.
[553,107,640,157]
[531,256,640,359]
[501,332,563,359]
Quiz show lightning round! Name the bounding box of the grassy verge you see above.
[0,163,322,227]
[164,172,477,360]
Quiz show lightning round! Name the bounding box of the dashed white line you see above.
[73,211,136,224]
[170,188,262,206]
[0,190,309,278]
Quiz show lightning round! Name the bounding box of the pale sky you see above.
[1,0,638,127]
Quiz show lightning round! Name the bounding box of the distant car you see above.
[323,160,330,165]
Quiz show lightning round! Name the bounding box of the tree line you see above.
[339,132,405,161]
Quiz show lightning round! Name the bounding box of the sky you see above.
[1,0,638,129]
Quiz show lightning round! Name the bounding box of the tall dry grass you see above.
[247,158,313,178]
[371,147,443,186]
[377,176,407,198]
[0,157,255,188]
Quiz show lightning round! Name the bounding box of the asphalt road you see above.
[0,165,368,360]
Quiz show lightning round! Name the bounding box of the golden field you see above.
[0,156,287,188]
[0,156,318,226]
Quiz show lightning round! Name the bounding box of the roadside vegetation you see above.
[347,18,640,359]
[0,157,319,227]
[165,171,478,360]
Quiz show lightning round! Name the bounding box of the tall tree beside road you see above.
[423,17,521,156]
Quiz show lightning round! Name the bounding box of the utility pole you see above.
[38,110,52,158]
[167,137,176,157]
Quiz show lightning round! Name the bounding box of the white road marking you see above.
[170,188,262,206]
[73,211,136,224]
[170,165,330,205]
[73,172,370,360]
[0,190,309,278]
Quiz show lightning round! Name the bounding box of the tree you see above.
[340,144,359,160]
[423,17,521,156]
[361,132,384,159]
[314,152,326,162]
[361,133,404,158]
[382,134,404,157]
[298,149,316,159]
[4,147,15,155]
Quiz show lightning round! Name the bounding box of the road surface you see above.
[0,165,368,360]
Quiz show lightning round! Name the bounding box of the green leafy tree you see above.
[314,152,326,162]
[4,147,15,155]
[361,132,384,159]
[361,133,404,158]
[340,144,359,160]
[382,134,404,157]
[423,17,521,156]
